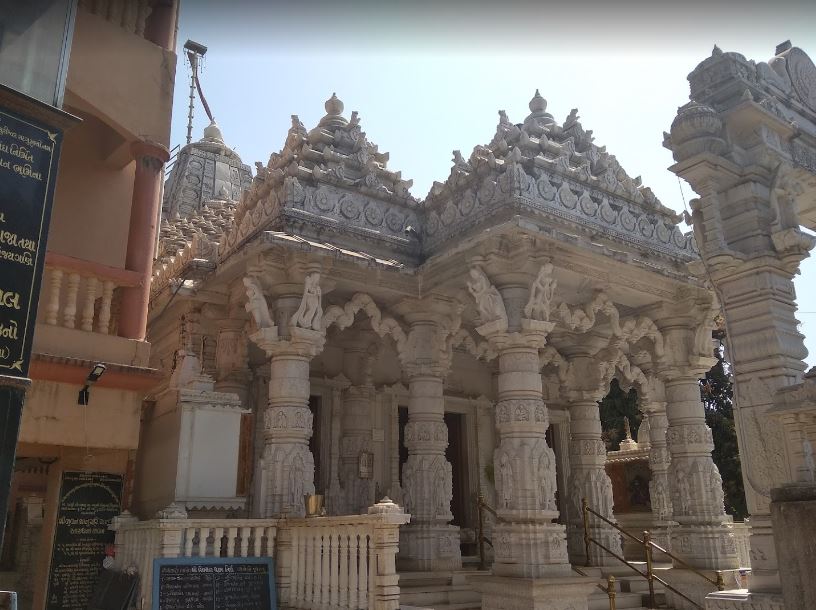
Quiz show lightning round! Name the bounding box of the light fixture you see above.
[78,363,107,405]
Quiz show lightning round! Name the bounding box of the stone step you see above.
[588,590,648,610]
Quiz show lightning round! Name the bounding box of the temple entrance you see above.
[444,412,469,528]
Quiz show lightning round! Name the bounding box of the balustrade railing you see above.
[41,252,141,337]
[111,501,409,610]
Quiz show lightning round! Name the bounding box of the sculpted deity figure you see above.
[524,263,556,321]
[467,266,507,325]
[291,272,323,331]
[651,478,671,521]
[498,453,514,509]
[243,277,273,329]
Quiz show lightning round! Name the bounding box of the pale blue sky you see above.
[168,2,816,366]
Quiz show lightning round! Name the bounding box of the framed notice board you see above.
[152,556,277,610]
[45,471,123,610]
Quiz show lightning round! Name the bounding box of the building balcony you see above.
[32,251,155,371]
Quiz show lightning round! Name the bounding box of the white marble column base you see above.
[566,523,624,566]
[671,523,739,570]
[492,521,571,578]
[398,523,462,571]
[664,568,740,610]
[473,574,598,610]
[705,590,785,610]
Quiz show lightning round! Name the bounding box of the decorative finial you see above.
[202,120,224,143]
[325,92,344,116]
[624,417,632,440]
[529,89,547,114]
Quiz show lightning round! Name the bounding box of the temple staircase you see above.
[398,565,486,610]
[397,560,675,610]
[580,563,674,610]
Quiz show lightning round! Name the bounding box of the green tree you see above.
[599,378,640,451]
[700,340,748,520]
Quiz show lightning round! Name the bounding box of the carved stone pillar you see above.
[397,307,462,571]
[663,371,737,565]
[339,385,375,515]
[469,261,570,579]
[246,271,326,518]
[467,261,598,609]
[561,349,622,566]
[646,405,675,545]
[667,45,816,606]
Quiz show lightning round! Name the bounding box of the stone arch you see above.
[322,293,408,355]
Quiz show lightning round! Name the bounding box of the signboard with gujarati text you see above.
[153,557,277,610]
[45,471,123,610]
[0,105,62,377]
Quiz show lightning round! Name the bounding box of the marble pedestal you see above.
[398,523,461,571]
[474,574,598,610]
[705,590,784,610]
[664,568,739,610]
[771,483,816,610]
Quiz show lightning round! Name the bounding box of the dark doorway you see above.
[444,412,469,528]
[309,395,322,492]
[398,407,409,482]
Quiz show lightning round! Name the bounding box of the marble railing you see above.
[41,252,141,337]
[78,0,152,37]
[111,500,410,610]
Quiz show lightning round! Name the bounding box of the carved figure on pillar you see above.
[245,272,326,518]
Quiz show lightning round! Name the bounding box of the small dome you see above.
[318,93,348,129]
[529,89,547,114]
[202,120,224,143]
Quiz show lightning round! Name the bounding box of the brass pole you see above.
[582,497,592,567]
[643,530,656,609]
[477,492,486,571]
[607,575,617,610]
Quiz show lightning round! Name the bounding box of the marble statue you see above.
[524,263,556,321]
[291,272,323,331]
[243,276,273,329]
[467,266,507,325]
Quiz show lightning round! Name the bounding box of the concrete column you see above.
[398,313,461,571]
[118,140,169,340]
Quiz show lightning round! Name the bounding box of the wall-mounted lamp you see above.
[78,363,107,405]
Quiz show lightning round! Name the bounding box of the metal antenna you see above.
[183,40,208,145]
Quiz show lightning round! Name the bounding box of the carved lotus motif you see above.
[599,198,617,224]
[364,203,384,226]
[385,210,404,232]
[441,202,458,226]
[558,182,578,209]
[537,177,556,201]
[671,227,687,248]
[578,192,598,216]
[638,216,655,238]
[656,222,671,243]
[619,207,636,232]
[339,195,361,220]
[313,188,335,213]
[458,190,476,216]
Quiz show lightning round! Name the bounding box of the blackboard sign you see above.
[89,568,139,610]
[45,471,123,610]
[153,557,277,610]
[0,105,62,378]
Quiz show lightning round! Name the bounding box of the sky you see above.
[168,1,816,366]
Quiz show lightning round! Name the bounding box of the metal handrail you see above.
[581,498,725,610]
[475,492,506,570]
[573,566,617,610]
